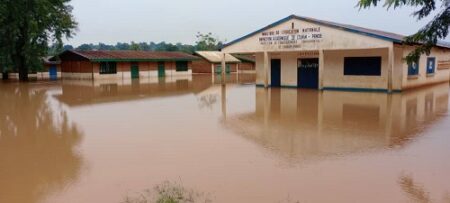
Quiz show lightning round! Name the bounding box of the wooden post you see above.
[388,46,394,93]
[211,63,215,84]
[263,51,269,88]
[221,53,226,85]
[221,82,227,119]
[236,63,240,83]
[318,49,325,90]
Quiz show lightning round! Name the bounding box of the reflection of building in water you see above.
[0,84,83,203]
[224,84,449,161]
[55,74,255,107]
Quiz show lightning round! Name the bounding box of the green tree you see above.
[195,32,223,51]
[76,44,94,51]
[358,0,450,63]
[0,0,77,81]
[130,41,142,51]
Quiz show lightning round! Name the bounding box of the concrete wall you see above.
[191,59,241,74]
[223,18,392,53]
[255,49,391,90]
[323,48,389,90]
[239,62,256,73]
[61,61,193,80]
[401,46,450,90]
[254,46,450,91]
[2,64,61,80]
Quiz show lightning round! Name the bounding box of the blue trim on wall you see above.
[322,87,389,93]
[221,15,404,49]
[256,84,403,93]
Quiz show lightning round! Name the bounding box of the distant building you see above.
[221,15,450,92]
[192,51,255,74]
[1,57,61,80]
[42,56,61,80]
[55,50,199,80]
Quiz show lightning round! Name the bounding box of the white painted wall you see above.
[223,18,392,53]
[323,48,389,90]
[402,47,450,90]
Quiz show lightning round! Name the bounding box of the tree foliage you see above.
[358,0,450,63]
[61,32,224,54]
[195,32,223,51]
[0,0,77,80]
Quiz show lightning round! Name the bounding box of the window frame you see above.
[99,62,117,75]
[343,56,382,76]
[175,61,189,72]
[426,57,436,76]
[408,59,420,77]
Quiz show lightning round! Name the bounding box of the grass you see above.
[122,181,212,203]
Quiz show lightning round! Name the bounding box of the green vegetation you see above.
[358,0,450,64]
[195,32,224,51]
[63,41,197,54]
[0,0,77,81]
[58,32,223,54]
[123,181,212,203]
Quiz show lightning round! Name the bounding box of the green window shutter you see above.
[176,61,188,72]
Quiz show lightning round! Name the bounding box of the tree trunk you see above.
[19,67,28,81]
[2,71,9,80]
[14,53,28,81]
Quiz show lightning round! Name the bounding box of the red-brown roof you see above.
[60,50,199,62]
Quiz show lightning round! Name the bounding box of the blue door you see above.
[49,65,57,80]
[298,58,319,89]
[271,59,281,87]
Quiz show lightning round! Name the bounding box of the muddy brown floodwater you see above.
[0,74,449,203]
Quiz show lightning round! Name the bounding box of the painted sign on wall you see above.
[259,24,323,49]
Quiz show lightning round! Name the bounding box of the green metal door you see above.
[131,64,139,79]
[215,64,231,74]
[158,62,165,77]
[226,64,231,74]
[215,65,222,74]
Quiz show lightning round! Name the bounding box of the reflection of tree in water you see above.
[123,181,212,203]
[399,175,450,203]
[198,94,218,110]
[0,83,83,203]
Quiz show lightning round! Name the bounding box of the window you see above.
[100,62,117,74]
[344,57,382,76]
[215,64,231,73]
[426,57,436,75]
[408,59,420,76]
[176,61,188,72]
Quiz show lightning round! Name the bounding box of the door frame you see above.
[297,58,319,89]
[49,65,57,80]
[158,62,165,77]
[271,59,281,87]
[131,63,139,79]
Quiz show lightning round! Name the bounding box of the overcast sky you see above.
[65,0,449,46]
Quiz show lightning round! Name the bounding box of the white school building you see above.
[221,15,450,92]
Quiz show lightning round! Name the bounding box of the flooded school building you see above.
[221,15,450,92]
[56,50,198,80]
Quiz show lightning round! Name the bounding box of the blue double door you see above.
[298,58,319,89]
[270,58,319,89]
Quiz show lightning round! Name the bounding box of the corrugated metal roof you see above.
[195,51,241,63]
[232,54,255,63]
[222,15,450,49]
[42,56,60,65]
[61,50,199,62]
